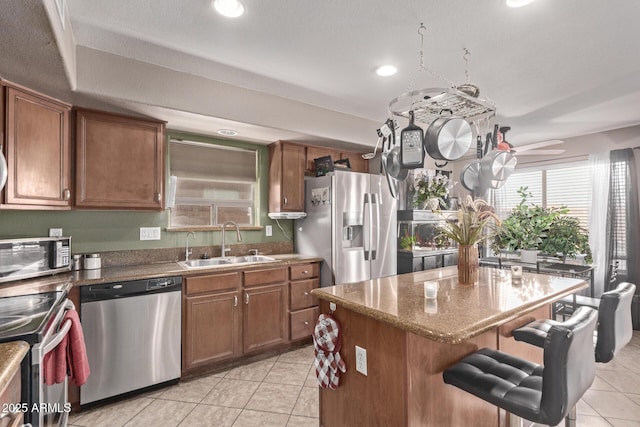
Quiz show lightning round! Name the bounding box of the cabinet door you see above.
[4,87,71,207]
[75,109,164,210]
[183,290,240,370]
[280,143,305,211]
[243,283,287,353]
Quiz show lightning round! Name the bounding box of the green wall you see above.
[0,131,293,254]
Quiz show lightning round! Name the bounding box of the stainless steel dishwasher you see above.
[79,276,182,405]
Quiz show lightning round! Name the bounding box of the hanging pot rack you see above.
[387,24,496,127]
[388,87,496,127]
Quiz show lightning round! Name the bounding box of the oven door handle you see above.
[32,299,75,364]
[42,319,72,355]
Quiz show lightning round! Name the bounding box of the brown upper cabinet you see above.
[75,109,165,210]
[269,141,306,213]
[1,81,72,209]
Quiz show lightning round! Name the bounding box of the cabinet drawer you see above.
[290,263,319,281]
[244,267,287,287]
[290,306,320,341]
[185,272,241,295]
[290,279,319,311]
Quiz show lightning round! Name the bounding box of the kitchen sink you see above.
[179,255,277,269]
[230,255,277,264]
[179,258,233,269]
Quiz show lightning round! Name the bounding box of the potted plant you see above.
[437,196,501,284]
[491,187,564,263]
[411,172,454,210]
[539,216,592,263]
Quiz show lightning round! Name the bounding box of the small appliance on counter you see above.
[0,236,71,283]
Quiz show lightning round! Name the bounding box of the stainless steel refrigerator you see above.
[294,170,397,286]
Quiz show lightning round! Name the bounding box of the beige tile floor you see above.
[68,332,640,427]
[68,345,318,427]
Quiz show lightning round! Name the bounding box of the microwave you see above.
[0,236,71,283]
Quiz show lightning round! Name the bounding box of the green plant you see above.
[539,216,592,263]
[411,173,453,209]
[491,187,565,252]
[400,235,416,250]
[437,196,501,246]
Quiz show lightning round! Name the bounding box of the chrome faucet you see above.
[185,231,196,261]
[221,221,242,257]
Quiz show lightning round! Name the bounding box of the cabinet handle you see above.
[155,192,162,203]
[283,196,288,206]
[304,292,310,296]
[303,270,309,274]
[245,293,249,304]
[304,321,309,325]
[62,188,71,200]
[233,295,238,307]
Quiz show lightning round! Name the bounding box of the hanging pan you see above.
[424,110,473,161]
[386,127,408,181]
[460,136,483,192]
[480,148,517,182]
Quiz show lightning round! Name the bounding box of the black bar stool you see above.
[443,306,598,427]
[513,282,635,363]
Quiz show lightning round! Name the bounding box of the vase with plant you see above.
[437,196,501,285]
[491,187,564,263]
[411,173,453,210]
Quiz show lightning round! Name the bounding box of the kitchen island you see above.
[311,266,588,427]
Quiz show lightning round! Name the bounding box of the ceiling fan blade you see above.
[514,139,564,152]
[513,149,566,156]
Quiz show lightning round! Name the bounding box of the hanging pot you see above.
[424,112,473,161]
[0,146,7,192]
[480,149,517,182]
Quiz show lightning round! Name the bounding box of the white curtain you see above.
[588,151,611,297]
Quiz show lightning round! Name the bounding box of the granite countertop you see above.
[0,255,323,294]
[0,341,29,393]
[312,266,588,344]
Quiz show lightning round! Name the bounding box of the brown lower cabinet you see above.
[182,272,242,371]
[243,283,287,353]
[182,262,320,374]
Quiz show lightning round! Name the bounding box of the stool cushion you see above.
[443,348,544,422]
[512,319,557,347]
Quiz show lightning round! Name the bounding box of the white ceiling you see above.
[3,0,640,151]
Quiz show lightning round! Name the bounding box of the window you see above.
[168,140,257,228]
[499,162,591,226]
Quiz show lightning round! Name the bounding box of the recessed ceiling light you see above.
[376,65,398,77]
[217,129,238,136]
[505,0,536,7]
[213,0,245,18]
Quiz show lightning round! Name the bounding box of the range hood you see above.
[268,212,307,220]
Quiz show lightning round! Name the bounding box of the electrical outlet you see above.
[355,345,367,376]
[48,228,63,237]
[140,227,161,240]
[265,225,273,237]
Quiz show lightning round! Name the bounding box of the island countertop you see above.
[311,266,588,344]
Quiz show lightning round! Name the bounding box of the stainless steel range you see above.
[0,236,75,427]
